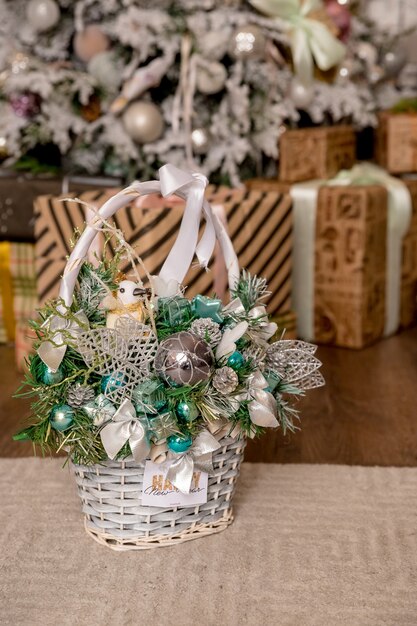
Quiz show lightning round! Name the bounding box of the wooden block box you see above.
[279,125,356,183]
[376,112,417,174]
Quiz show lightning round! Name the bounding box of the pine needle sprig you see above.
[231,270,270,311]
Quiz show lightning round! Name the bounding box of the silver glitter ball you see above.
[154,331,214,386]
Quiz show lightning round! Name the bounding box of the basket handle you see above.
[58,164,240,307]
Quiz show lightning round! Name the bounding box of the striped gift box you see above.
[34,186,293,315]
[0,241,37,345]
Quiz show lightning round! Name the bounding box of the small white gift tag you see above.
[141,460,208,507]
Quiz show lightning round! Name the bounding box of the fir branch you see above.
[231,270,270,311]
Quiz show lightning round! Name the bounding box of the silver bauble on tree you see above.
[26,0,60,32]
[154,331,214,386]
[122,101,164,144]
[229,25,266,61]
[381,48,407,78]
[289,78,314,109]
[196,62,227,95]
[191,128,210,155]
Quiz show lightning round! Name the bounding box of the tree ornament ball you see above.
[122,101,164,144]
[196,61,227,94]
[227,350,245,370]
[167,433,193,453]
[26,0,60,33]
[191,128,210,155]
[289,78,314,109]
[88,51,123,93]
[175,401,199,423]
[229,25,266,61]
[38,362,65,386]
[154,331,214,386]
[382,48,407,78]
[73,25,110,63]
[49,404,74,432]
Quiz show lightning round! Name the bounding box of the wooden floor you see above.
[1,328,417,465]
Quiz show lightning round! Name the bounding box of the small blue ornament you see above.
[227,350,245,370]
[39,362,65,386]
[175,401,199,423]
[192,295,223,324]
[49,404,74,431]
[101,372,126,394]
[167,433,193,453]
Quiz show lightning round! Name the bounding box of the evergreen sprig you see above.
[231,270,270,311]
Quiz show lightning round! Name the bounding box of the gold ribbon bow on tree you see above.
[166,430,221,494]
[249,0,346,85]
[37,309,89,372]
[100,399,151,463]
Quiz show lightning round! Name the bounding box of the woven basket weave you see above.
[72,435,246,550]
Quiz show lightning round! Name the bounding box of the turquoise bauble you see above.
[227,350,245,370]
[39,362,65,386]
[175,401,199,423]
[101,372,126,394]
[167,433,193,453]
[49,404,74,431]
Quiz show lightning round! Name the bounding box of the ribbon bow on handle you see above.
[249,0,346,85]
[166,430,221,494]
[100,399,150,463]
[37,309,89,372]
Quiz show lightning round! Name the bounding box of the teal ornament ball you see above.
[167,433,193,453]
[39,362,65,386]
[49,404,74,431]
[227,350,245,370]
[192,295,223,324]
[264,369,281,392]
[101,372,126,394]
[175,401,199,423]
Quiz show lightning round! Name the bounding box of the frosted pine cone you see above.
[67,384,96,408]
[212,366,239,395]
[190,318,222,346]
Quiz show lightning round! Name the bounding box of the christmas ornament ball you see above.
[74,25,110,63]
[38,362,65,386]
[176,401,199,423]
[382,48,407,78]
[229,24,265,61]
[26,0,60,33]
[289,78,314,109]
[196,61,227,94]
[122,101,164,144]
[167,433,193,453]
[49,404,74,431]
[191,128,210,155]
[154,331,214,386]
[227,350,245,370]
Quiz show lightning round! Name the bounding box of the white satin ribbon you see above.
[236,370,279,428]
[37,309,89,372]
[249,0,346,85]
[100,399,150,463]
[166,429,221,494]
[59,164,240,308]
[291,164,412,340]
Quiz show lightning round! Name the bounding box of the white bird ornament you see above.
[102,280,150,329]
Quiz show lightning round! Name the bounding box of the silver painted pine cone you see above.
[190,318,222,347]
[67,383,96,408]
[212,366,239,395]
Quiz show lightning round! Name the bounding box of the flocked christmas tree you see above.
[0,0,416,184]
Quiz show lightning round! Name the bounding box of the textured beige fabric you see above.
[1,459,416,626]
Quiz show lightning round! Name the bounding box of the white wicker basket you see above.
[58,166,246,549]
[72,435,246,550]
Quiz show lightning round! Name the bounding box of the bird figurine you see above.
[102,280,150,329]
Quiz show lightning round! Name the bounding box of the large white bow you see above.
[166,429,221,493]
[37,309,89,372]
[100,399,150,463]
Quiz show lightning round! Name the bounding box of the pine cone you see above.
[190,318,222,346]
[212,366,239,395]
[67,384,96,408]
